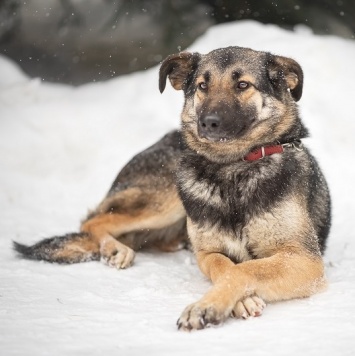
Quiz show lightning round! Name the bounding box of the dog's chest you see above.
[187,218,252,263]
[177,158,267,229]
[219,232,252,263]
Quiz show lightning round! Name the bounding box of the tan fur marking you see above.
[94,187,147,216]
[187,218,252,263]
[54,238,99,262]
[285,72,298,90]
[238,74,255,83]
[238,87,257,102]
[81,192,184,241]
[202,248,325,301]
[246,193,321,258]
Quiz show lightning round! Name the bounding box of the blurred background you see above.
[0,0,354,85]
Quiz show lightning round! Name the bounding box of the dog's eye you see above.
[198,82,208,91]
[237,81,249,90]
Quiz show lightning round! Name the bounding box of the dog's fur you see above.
[14,46,331,331]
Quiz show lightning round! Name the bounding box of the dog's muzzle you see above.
[198,114,223,141]
[198,113,247,142]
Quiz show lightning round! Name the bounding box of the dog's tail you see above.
[13,232,100,264]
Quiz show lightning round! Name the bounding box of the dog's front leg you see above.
[177,251,239,331]
[177,249,326,331]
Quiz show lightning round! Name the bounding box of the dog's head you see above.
[159,46,307,163]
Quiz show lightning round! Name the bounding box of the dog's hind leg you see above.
[80,186,186,269]
[14,130,186,266]
[14,186,185,268]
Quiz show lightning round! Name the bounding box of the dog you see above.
[14,46,331,331]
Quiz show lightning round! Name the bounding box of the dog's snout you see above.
[197,100,253,141]
[198,114,223,140]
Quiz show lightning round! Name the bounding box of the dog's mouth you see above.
[197,122,251,143]
[199,134,232,143]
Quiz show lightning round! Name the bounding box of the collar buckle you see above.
[281,140,303,151]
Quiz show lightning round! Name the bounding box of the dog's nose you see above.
[199,114,221,139]
[200,114,220,130]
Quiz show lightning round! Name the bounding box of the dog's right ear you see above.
[267,54,304,102]
[159,52,200,93]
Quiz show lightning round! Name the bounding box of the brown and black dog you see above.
[14,46,331,331]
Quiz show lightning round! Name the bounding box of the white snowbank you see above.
[1,21,355,355]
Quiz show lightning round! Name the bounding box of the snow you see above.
[1,20,355,355]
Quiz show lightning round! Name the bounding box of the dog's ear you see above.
[159,52,200,93]
[267,55,303,102]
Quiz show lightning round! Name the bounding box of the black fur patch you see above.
[305,152,332,253]
[210,47,238,70]
[177,148,297,233]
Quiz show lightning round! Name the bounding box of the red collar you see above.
[243,140,303,161]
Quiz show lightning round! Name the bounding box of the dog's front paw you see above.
[177,302,229,331]
[232,296,266,319]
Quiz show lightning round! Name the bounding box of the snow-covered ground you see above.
[1,21,355,355]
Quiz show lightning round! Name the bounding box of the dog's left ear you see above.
[159,52,200,93]
[268,55,303,101]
